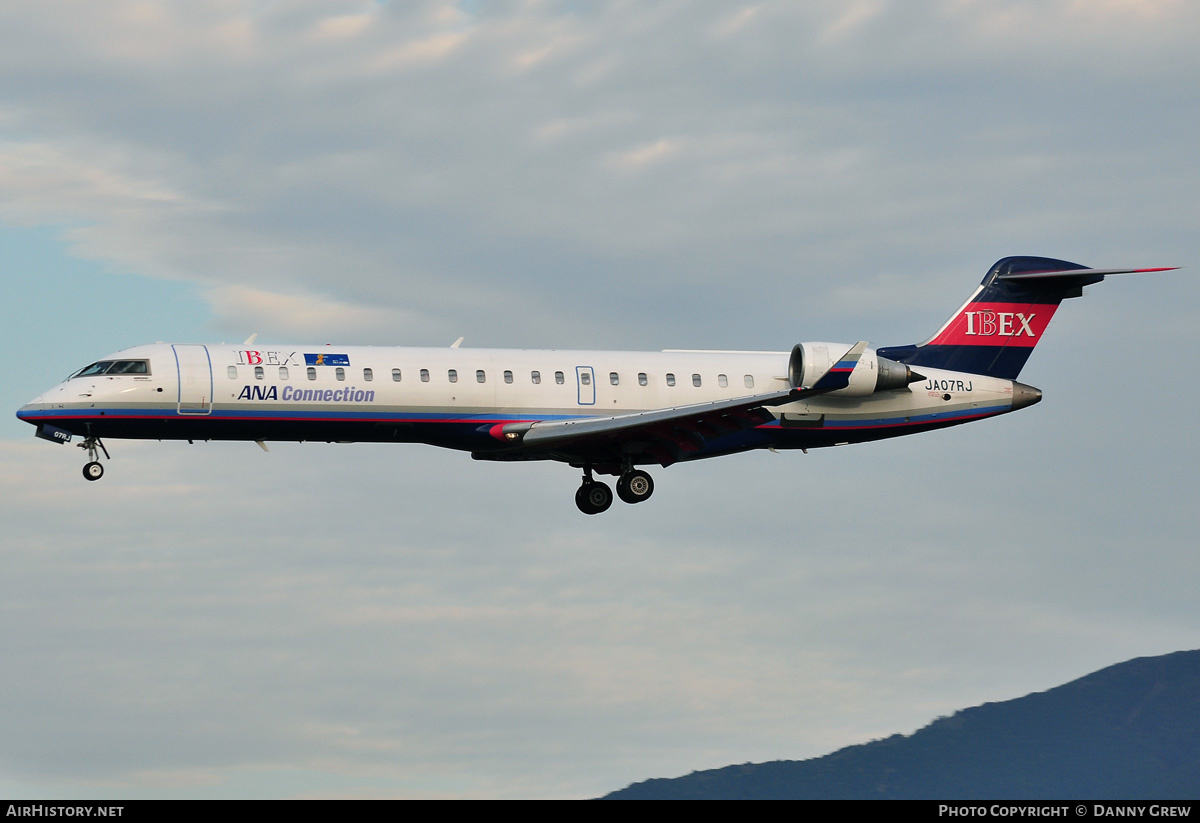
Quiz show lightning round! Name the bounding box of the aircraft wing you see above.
[486,342,868,467]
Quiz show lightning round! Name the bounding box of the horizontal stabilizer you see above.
[998,266,1178,281]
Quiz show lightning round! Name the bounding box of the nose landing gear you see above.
[78,436,110,482]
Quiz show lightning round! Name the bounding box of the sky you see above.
[1,0,1198,799]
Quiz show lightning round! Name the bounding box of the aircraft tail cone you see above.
[1011,381,1042,411]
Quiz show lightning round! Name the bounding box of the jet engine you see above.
[788,342,919,397]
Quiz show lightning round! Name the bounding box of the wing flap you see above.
[515,389,792,450]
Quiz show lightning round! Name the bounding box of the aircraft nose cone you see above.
[16,402,41,424]
[1011,381,1042,411]
[16,388,53,424]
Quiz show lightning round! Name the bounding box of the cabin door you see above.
[173,345,214,415]
[575,366,596,406]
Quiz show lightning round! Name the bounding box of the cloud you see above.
[606,137,683,170]
[204,283,415,341]
[0,140,189,223]
[2,0,1197,351]
[2,0,1199,798]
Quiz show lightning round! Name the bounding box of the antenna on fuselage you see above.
[450,337,464,348]
[244,333,258,345]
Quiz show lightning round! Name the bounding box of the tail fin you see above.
[878,256,1171,379]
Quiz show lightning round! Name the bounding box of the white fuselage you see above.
[20,341,1023,451]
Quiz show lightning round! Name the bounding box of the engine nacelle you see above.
[788,342,916,397]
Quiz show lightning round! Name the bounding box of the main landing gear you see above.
[575,477,613,515]
[616,470,654,504]
[78,436,109,482]
[574,467,655,514]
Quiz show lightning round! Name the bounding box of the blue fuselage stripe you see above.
[19,402,1010,437]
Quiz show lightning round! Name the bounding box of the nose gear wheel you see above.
[77,436,110,482]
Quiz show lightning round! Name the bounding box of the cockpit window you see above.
[110,360,149,374]
[72,360,150,378]
[75,361,114,377]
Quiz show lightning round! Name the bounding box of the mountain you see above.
[603,650,1200,799]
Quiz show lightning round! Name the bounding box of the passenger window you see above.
[279,367,289,380]
[610,372,619,386]
[448,369,458,383]
[335,367,346,381]
[363,368,373,382]
[504,370,513,384]
[692,374,701,387]
[555,371,565,385]
[254,366,264,380]
[476,369,486,383]
[744,374,754,388]
[421,369,430,382]
[531,371,541,384]
[392,368,402,382]
[580,372,591,386]
[718,374,728,388]
[666,373,676,387]
[638,373,648,386]
[307,367,317,381]
[227,366,238,379]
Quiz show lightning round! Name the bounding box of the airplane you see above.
[16,256,1174,514]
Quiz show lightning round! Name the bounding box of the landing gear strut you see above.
[78,436,110,482]
[575,467,613,515]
